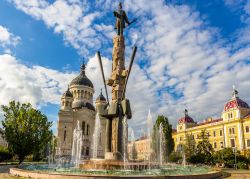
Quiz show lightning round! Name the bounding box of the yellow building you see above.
[127,136,151,161]
[173,87,250,154]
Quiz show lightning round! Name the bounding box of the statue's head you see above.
[118,2,122,10]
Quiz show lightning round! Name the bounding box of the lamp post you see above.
[234,146,237,169]
[233,136,237,170]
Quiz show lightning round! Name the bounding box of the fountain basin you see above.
[10,164,222,179]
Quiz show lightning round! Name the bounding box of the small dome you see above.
[224,87,249,111]
[178,109,194,123]
[72,101,95,111]
[70,63,93,88]
[62,86,73,98]
[96,89,106,102]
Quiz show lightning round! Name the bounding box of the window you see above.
[82,121,85,135]
[99,133,101,144]
[64,130,66,141]
[86,147,89,156]
[230,139,235,148]
[214,142,217,148]
[232,128,235,134]
[247,139,250,147]
[86,124,89,135]
[220,142,224,148]
[213,131,216,137]
[246,126,249,133]
[180,137,183,141]
[229,128,235,134]
[220,130,223,136]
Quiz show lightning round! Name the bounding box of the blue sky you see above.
[0,0,250,137]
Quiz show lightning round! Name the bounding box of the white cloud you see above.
[0,54,75,107]
[7,0,250,137]
[0,25,21,51]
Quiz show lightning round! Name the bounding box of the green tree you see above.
[196,130,213,155]
[189,129,213,164]
[1,101,53,164]
[183,134,196,159]
[154,115,174,161]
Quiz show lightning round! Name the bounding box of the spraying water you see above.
[146,109,153,169]
[122,116,128,169]
[92,113,101,159]
[71,120,83,167]
[159,123,164,166]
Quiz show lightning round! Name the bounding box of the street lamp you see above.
[233,136,237,170]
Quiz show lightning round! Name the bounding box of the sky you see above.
[0,0,250,137]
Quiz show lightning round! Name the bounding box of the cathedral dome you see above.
[72,101,95,111]
[70,63,93,88]
[178,109,194,123]
[224,87,249,111]
[62,86,73,98]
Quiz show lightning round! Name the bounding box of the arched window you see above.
[82,147,85,156]
[62,101,65,106]
[99,132,101,144]
[66,101,69,106]
[82,121,85,135]
[81,90,83,98]
[86,124,89,135]
[86,147,89,156]
[64,130,66,141]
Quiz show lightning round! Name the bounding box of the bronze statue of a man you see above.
[114,2,131,36]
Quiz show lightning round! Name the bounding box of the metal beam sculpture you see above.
[97,2,137,160]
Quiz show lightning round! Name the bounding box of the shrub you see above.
[213,148,249,168]
[237,161,248,169]
[0,147,13,162]
[169,152,182,163]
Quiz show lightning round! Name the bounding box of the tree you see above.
[1,101,53,164]
[154,115,174,161]
[196,130,213,155]
[183,134,196,159]
[190,129,214,164]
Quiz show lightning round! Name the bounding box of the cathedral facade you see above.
[56,63,107,159]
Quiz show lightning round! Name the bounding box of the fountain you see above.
[122,116,128,169]
[159,123,164,166]
[71,120,83,167]
[10,2,222,178]
[92,114,101,159]
[147,109,153,169]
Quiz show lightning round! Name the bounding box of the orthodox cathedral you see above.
[56,63,107,159]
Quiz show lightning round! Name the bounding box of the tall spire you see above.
[232,85,238,98]
[80,57,86,75]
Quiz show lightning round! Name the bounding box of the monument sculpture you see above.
[97,2,137,161]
